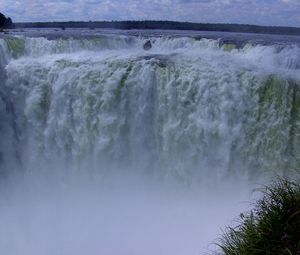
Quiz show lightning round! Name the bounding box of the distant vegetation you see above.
[215,176,300,255]
[14,20,300,36]
[0,12,14,29]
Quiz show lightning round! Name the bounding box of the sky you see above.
[0,0,300,27]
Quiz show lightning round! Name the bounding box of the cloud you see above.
[0,0,299,26]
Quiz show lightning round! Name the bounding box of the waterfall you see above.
[0,32,299,255]
[0,35,299,181]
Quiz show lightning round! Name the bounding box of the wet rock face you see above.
[143,40,152,50]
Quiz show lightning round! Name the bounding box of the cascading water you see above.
[1,34,300,179]
[0,31,300,254]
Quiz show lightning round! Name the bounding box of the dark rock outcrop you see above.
[143,40,152,50]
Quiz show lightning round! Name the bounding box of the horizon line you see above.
[12,20,300,30]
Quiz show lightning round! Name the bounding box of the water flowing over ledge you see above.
[0,34,300,182]
[0,31,300,255]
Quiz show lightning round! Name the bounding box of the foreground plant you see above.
[216,177,300,255]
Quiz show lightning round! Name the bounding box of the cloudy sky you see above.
[0,0,300,27]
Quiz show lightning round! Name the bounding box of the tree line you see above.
[15,20,300,36]
[1,15,300,36]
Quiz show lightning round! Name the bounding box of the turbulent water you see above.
[0,29,300,254]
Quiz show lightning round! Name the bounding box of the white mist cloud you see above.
[0,171,253,255]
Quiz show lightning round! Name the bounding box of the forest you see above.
[14,20,300,36]
[0,12,14,29]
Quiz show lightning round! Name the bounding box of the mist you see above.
[0,167,253,255]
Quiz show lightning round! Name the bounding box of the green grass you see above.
[215,176,300,255]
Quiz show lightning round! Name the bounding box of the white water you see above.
[0,33,299,254]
